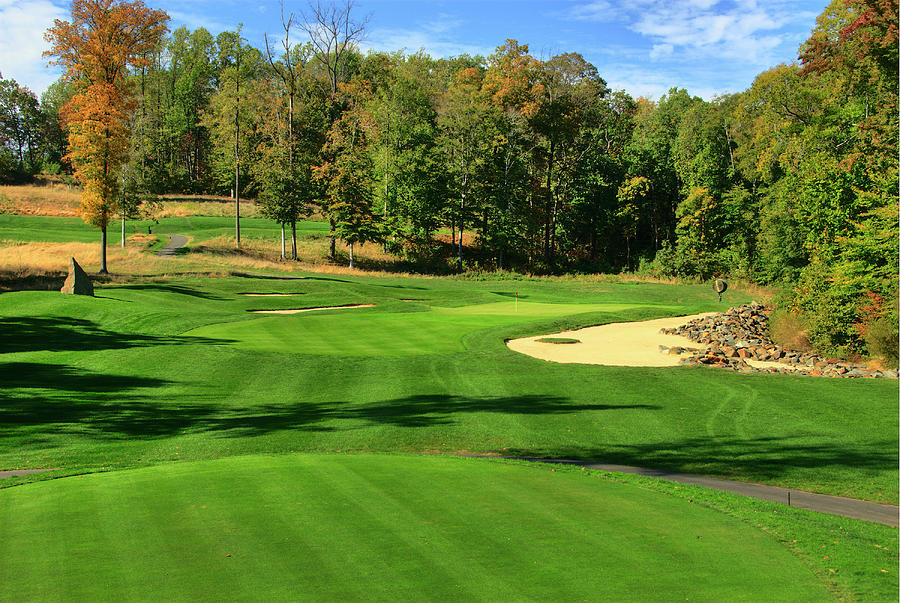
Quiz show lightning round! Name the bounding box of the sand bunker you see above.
[507,313,717,367]
[249,304,375,314]
[240,293,306,297]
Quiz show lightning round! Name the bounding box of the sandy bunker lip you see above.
[248,304,375,314]
[507,313,717,367]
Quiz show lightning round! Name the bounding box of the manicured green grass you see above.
[0,214,328,247]
[566,462,899,602]
[1,270,897,600]
[0,214,98,243]
[536,337,581,344]
[0,454,834,602]
[186,301,672,356]
[1,275,894,503]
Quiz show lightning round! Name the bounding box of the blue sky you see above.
[1,0,827,100]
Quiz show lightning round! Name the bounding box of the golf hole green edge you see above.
[0,454,832,602]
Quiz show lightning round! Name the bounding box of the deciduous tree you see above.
[45,0,168,273]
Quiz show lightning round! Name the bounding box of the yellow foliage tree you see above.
[45,0,168,273]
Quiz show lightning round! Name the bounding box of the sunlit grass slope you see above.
[186,301,677,356]
[0,454,833,602]
[1,274,895,504]
[0,214,327,246]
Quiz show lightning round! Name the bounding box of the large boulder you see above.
[60,257,94,296]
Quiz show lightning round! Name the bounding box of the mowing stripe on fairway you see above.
[184,301,672,357]
[0,454,833,602]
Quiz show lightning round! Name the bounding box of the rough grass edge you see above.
[489,457,898,603]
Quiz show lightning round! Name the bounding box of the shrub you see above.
[768,306,813,352]
[864,316,899,368]
[857,288,899,368]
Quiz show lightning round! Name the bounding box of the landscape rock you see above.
[660,302,895,379]
[60,257,94,296]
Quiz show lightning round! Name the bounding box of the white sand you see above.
[747,359,804,372]
[506,313,717,367]
[249,304,375,314]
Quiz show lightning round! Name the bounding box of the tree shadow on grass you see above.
[0,362,178,443]
[492,291,530,299]
[109,283,229,300]
[0,384,658,443]
[0,317,232,354]
[231,272,307,281]
[502,437,898,484]
[1,375,894,482]
[207,395,661,434]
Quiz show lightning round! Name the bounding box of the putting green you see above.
[184,301,667,357]
[436,300,670,316]
[0,454,832,601]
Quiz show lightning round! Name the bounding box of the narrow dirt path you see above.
[156,234,188,257]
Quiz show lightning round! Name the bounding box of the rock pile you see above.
[660,302,898,379]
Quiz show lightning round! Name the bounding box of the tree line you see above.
[1,0,896,361]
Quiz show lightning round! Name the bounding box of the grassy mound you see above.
[0,454,833,601]
[187,301,648,356]
[0,275,895,504]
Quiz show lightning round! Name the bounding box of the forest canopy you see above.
[0,0,895,361]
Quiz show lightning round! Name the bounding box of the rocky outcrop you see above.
[60,257,94,296]
[660,302,897,379]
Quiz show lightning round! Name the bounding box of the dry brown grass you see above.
[0,183,82,217]
[769,308,813,352]
[160,193,234,202]
[597,273,776,301]
[434,232,478,247]
[0,183,264,219]
[0,241,165,276]
[154,198,261,218]
[186,235,426,279]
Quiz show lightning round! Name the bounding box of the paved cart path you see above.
[464,455,899,526]
[0,469,58,478]
[156,234,188,257]
[4,457,897,526]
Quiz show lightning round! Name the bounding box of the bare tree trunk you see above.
[328,218,336,260]
[234,48,242,249]
[348,241,354,269]
[100,226,108,274]
[544,138,555,264]
[291,220,297,260]
[121,213,126,248]
[281,223,286,259]
[723,118,735,172]
[457,192,465,271]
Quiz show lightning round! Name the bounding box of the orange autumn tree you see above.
[45,0,168,273]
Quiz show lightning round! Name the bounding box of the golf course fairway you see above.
[0,454,832,602]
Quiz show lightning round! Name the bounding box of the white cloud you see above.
[363,20,493,60]
[648,43,673,60]
[565,0,623,22]
[566,0,816,66]
[166,9,234,34]
[0,0,66,95]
